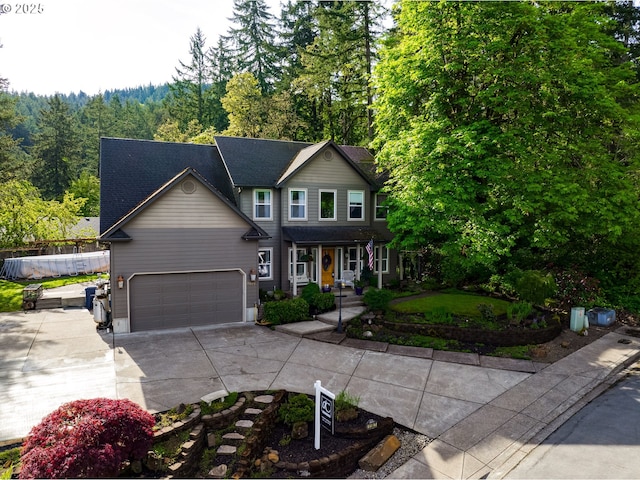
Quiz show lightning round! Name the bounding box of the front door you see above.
[321,249,334,287]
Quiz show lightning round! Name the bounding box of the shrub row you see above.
[263,297,309,325]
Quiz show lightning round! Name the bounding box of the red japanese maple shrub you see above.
[20,398,155,479]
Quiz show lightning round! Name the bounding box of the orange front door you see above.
[321,249,334,287]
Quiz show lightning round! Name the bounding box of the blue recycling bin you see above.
[85,287,96,310]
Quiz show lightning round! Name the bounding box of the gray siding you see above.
[281,151,371,226]
[109,180,259,322]
[111,228,258,319]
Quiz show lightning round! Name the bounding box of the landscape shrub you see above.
[552,266,604,309]
[514,270,557,306]
[310,292,335,312]
[20,398,155,479]
[278,393,314,426]
[363,288,394,311]
[263,297,309,325]
[506,302,533,325]
[300,282,321,304]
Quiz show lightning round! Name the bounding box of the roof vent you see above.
[181,179,197,194]
[323,150,333,161]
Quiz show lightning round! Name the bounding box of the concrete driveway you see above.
[1,305,639,479]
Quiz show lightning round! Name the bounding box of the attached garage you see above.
[129,270,244,332]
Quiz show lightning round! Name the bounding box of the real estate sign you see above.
[314,380,335,450]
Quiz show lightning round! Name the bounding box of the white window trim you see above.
[288,248,308,282]
[375,193,388,221]
[374,246,390,274]
[258,248,273,280]
[348,190,365,221]
[253,188,273,221]
[289,188,308,221]
[319,189,337,221]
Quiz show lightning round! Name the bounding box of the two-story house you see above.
[99,136,396,333]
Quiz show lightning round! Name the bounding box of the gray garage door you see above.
[129,271,243,332]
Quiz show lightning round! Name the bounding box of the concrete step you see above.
[316,305,367,327]
[274,320,335,337]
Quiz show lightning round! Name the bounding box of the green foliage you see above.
[0,180,85,248]
[309,292,335,312]
[427,306,452,324]
[300,282,320,304]
[506,302,533,325]
[67,171,100,217]
[514,270,557,306]
[335,390,360,413]
[278,393,314,426]
[199,392,239,415]
[476,303,496,323]
[0,447,20,479]
[363,288,394,311]
[263,297,309,325]
[154,404,194,430]
[373,1,640,292]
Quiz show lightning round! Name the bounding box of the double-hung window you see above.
[253,189,272,220]
[289,188,307,220]
[348,190,364,220]
[319,190,336,220]
[258,248,272,280]
[375,193,388,221]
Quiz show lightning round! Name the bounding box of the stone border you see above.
[272,417,394,478]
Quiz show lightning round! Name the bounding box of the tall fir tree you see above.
[166,28,212,132]
[227,0,280,94]
[31,95,81,200]
[296,1,382,144]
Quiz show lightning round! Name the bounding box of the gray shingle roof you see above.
[99,138,233,234]
[215,136,312,187]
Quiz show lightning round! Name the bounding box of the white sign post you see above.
[314,380,335,450]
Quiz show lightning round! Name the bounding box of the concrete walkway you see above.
[1,305,638,479]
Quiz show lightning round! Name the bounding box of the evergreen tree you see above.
[227,0,280,94]
[206,36,234,132]
[166,28,211,132]
[31,95,81,199]
[0,86,32,182]
[296,1,382,144]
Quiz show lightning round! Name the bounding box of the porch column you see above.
[292,242,298,296]
[377,245,383,289]
[317,244,322,286]
[356,244,362,281]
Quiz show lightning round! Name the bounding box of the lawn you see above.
[0,274,103,312]
[390,291,511,318]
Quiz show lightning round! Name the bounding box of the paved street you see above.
[504,362,640,479]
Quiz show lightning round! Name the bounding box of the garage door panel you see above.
[130,271,243,332]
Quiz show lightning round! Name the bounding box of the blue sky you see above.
[0,0,282,95]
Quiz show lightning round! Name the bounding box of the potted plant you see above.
[354,279,365,296]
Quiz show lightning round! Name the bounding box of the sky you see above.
[0,0,284,96]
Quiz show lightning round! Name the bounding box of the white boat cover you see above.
[0,251,109,280]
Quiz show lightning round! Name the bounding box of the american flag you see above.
[366,239,374,270]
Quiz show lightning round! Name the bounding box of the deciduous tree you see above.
[373,1,640,285]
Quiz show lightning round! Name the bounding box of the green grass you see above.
[0,274,103,312]
[390,292,511,318]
